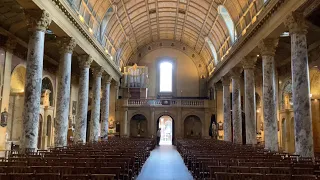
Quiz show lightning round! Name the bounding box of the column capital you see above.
[221,76,230,86]
[229,67,243,79]
[57,37,77,54]
[25,9,52,32]
[5,36,17,53]
[258,38,279,56]
[102,73,112,84]
[78,55,93,68]
[92,66,103,77]
[284,11,307,35]
[242,55,257,69]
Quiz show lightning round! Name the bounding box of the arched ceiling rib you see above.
[73,0,266,74]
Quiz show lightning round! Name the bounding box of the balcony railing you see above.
[124,99,208,108]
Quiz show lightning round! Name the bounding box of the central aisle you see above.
[137,145,193,180]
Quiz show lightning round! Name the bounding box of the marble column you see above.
[221,76,232,142]
[101,73,112,140]
[54,37,77,147]
[90,66,103,142]
[22,10,51,150]
[258,38,279,152]
[230,68,242,144]
[242,56,257,145]
[285,12,314,157]
[74,55,92,143]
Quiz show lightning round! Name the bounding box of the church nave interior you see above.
[0,0,320,179]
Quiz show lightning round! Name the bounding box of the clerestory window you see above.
[159,62,173,92]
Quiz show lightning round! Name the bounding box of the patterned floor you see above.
[137,145,194,180]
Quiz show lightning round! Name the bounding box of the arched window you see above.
[218,6,237,43]
[160,62,173,92]
[205,37,219,65]
[99,6,115,42]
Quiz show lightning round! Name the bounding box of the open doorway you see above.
[158,115,173,145]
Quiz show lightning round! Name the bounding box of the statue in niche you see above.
[41,89,51,107]
[136,119,144,137]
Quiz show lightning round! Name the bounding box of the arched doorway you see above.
[38,114,43,149]
[130,114,148,137]
[8,65,26,141]
[157,115,173,145]
[184,115,202,138]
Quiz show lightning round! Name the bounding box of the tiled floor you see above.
[137,145,194,180]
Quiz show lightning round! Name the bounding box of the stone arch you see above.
[155,112,176,144]
[157,115,174,145]
[184,115,202,138]
[155,112,177,122]
[7,64,26,142]
[10,64,26,93]
[127,40,208,77]
[130,114,148,137]
[129,111,149,122]
[280,78,293,110]
[182,112,204,125]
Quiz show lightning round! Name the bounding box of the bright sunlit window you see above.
[218,5,237,43]
[160,62,172,92]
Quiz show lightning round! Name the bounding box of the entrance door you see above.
[158,115,173,145]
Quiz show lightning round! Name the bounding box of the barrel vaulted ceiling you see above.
[68,0,266,75]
